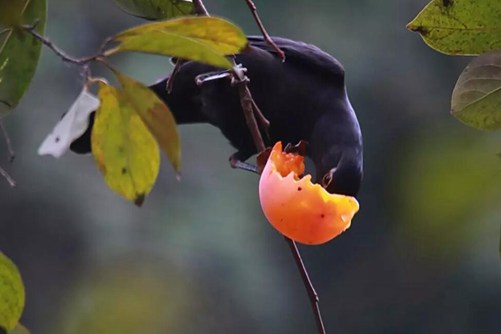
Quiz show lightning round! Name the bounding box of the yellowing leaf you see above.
[451,50,501,130]
[115,72,181,173]
[0,253,25,332]
[0,0,46,117]
[105,16,247,69]
[407,0,501,55]
[91,83,160,206]
[113,0,194,20]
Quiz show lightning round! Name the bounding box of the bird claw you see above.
[195,69,232,86]
[229,152,260,174]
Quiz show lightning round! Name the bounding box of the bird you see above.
[71,36,363,196]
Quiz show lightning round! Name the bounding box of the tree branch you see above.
[285,237,326,334]
[192,1,326,333]
[22,23,104,66]
[244,0,285,61]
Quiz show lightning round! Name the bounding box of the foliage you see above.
[6,1,247,205]
[0,0,46,117]
[408,0,501,131]
[0,253,25,333]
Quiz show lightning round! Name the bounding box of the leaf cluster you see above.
[408,0,501,130]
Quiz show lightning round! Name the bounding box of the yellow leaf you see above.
[0,252,25,332]
[105,16,248,69]
[115,72,181,173]
[91,82,160,206]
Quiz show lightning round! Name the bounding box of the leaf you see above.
[91,82,160,206]
[113,0,194,20]
[0,0,46,117]
[114,71,181,173]
[407,0,501,55]
[0,253,25,332]
[451,50,501,130]
[38,87,100,158]
[105,16,247,69]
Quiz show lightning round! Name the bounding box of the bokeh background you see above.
[1,0,501,333]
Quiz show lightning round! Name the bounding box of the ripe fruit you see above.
[258,142,359,245]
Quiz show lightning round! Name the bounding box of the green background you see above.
[1,0,501,333]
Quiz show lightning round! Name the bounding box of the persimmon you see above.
[258,142,359,245]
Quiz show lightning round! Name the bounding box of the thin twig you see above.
[22,23,104,66]
[285,238,326,334]
[0,165,16,187]
[244,0,285,61]
[166,59,185,93]
[251,98,270,140]
[193,1,326,333]
[0,120,15,162]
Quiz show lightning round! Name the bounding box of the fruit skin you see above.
[259,142,359,245]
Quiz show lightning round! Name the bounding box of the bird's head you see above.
[318,148,363,197]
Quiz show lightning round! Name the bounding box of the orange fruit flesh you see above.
[258,142,359,245]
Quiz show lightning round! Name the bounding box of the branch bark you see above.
[193,1,326,333]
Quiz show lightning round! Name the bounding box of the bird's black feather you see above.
[70,36,363,196]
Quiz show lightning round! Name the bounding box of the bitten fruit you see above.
[259,142,359,245]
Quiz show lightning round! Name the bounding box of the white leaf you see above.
[38,88,99,158]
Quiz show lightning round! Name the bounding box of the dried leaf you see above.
[38,88,100,158]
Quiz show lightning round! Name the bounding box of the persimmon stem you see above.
[193,1,326,334]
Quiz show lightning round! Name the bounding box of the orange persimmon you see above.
[258,142,359,245]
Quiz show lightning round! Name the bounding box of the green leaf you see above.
[0,253,25,332]
[115,71,181,173]
[105,16,247,69]
[113,0,194,20]
[407,0,501,55]
[451,50,501,130]
[91,82,160,206]
[0,0,47,117]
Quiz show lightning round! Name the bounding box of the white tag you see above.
[38,88,100,158]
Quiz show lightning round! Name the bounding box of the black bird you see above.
[71,36,363,196]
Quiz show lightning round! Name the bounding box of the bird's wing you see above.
[246,36,345,79]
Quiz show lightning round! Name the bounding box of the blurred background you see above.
[1,0,501,333]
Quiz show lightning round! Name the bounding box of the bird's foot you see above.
[229,152,260,174]
[230,64,249,85]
